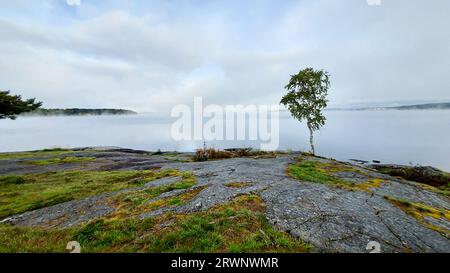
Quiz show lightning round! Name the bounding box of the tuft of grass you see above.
[25,156,96,166]
[0,195,312,253]
[0,169,180,219]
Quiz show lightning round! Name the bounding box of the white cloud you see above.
[0,0,450,112]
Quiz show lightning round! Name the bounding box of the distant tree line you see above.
[23,108,137,116]
[1,90,136,119]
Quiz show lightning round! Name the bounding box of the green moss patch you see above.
[0,148,75,160]
[0,169,180,219]
[288,159,386,192]
[106,172,199,219]
[25,156,96,166]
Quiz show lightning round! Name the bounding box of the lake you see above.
[0,110,449,171]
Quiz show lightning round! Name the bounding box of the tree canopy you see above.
[0,91,42,120]
[280,68,330,154]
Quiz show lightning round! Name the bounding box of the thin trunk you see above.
[308,125,315,155]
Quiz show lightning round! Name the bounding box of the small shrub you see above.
[193,148,233,162]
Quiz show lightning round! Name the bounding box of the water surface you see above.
[0,110,448,171]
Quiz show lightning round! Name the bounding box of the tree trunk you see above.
[308,125,315,155]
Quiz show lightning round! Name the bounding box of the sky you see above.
[0,0,449,112]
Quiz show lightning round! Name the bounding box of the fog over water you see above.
[0,110,449,171]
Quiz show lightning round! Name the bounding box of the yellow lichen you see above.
[385,196,450,237]
[352,179,386,192]
[224,182,254,188]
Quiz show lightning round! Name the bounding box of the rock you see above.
[370,164,450,187]
[1,148,449,253]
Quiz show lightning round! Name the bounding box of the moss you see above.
[164,156,192,163]
[288,160,352,188]
[417,183,450,197]
[143,186,206,212]
[224,182,254,188]
[288,159,385,192]
[0,169,180,219]
[0,195,312,253]
[106,173,199,219]
[0,149,75,160]
[352,179,386,192]
[25,156,96,166]
[385,196,450,237]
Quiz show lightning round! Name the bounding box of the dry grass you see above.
[193,147,277,162]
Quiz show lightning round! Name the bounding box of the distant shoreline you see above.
[327,102,450,111]
[21,108,137,117]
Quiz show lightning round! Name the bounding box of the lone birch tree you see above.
[280,68,330,155]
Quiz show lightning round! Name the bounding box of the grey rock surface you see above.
[0,149,449,253]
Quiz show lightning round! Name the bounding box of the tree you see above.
[280,68,330,155]
[0,91,42,120]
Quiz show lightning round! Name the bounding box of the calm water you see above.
[0,111,449,171]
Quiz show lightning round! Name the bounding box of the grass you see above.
[25,156,96,166]
[288,159,386,192]
[385,196,450,237]
[139,195,311,253]
[0,148,75,160]
[0,195,312,253]
[0,169,180,219]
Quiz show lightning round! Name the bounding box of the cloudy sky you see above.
[0,0,449,112]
